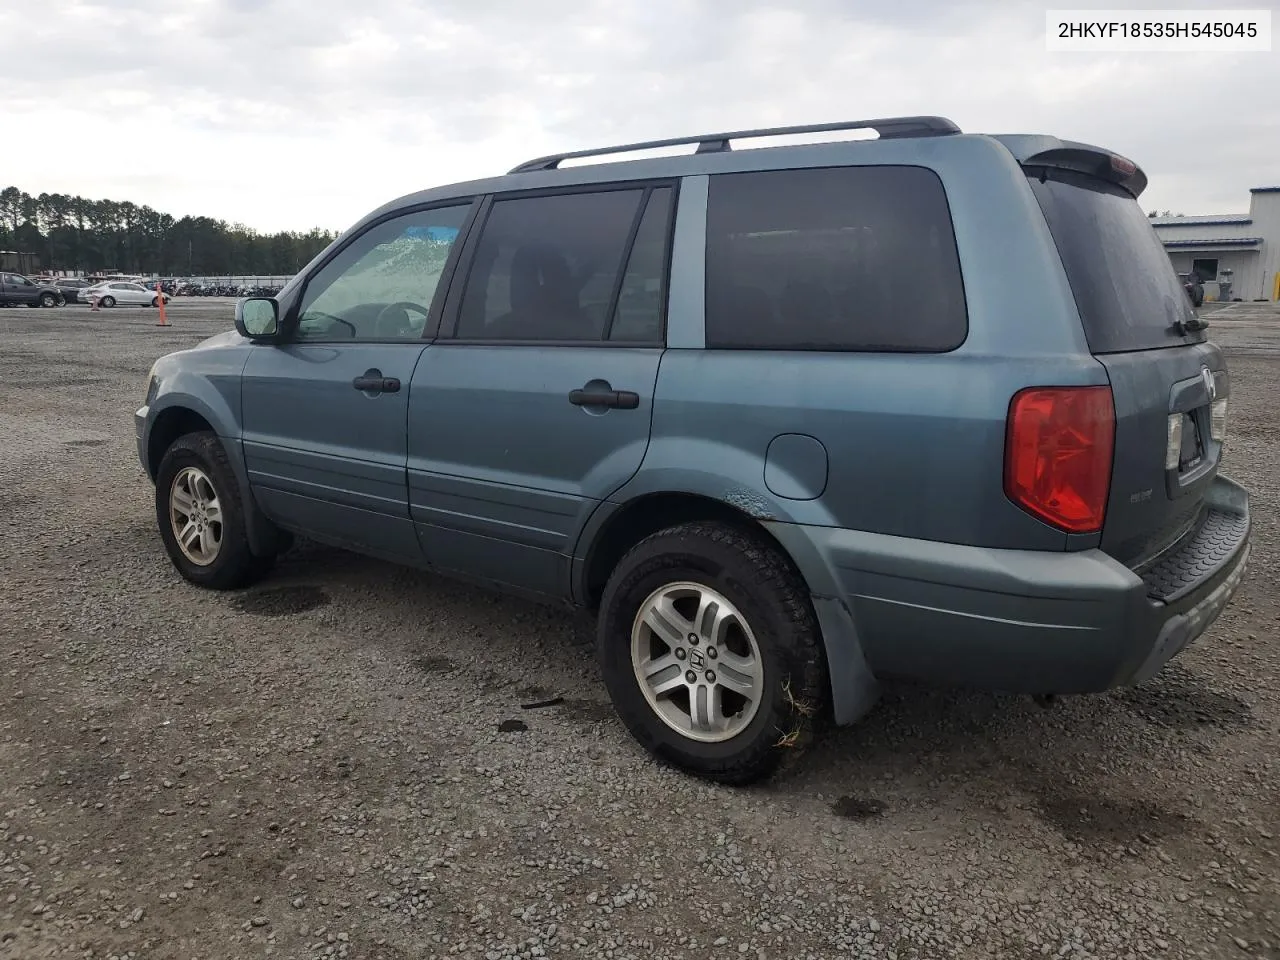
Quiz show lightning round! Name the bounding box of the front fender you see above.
[147,383,239,445]
[141,354,281,557]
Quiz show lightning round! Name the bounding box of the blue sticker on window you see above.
[404,225,459,242]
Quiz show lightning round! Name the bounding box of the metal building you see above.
[1152,187,1280,301]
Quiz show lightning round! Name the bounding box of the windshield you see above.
[1028,170,1202,354]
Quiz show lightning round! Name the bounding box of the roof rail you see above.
[508,116,961,174]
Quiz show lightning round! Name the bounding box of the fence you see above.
[141,275,295,287]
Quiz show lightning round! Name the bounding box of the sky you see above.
[1,0,1277,234]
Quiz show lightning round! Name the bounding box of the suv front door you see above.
[240,202,475,563]
[407,184,674,598]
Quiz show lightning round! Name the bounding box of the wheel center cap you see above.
[688,649,706,670]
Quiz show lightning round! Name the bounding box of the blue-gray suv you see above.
[136,117,1251,784]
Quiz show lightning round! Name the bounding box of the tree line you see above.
[0,186,338,276]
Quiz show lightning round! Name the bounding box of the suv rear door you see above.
[407,183,674,599]
[1027,165,1233,581]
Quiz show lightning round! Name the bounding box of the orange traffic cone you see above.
[154,282,169,327]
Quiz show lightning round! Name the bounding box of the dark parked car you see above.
[1179,272,1205,307]
[0,273,64,307]
[48,278,93,303]
[135,116,1251,784]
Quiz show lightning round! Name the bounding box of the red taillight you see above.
[1004,386,1115,534]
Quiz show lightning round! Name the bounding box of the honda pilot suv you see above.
[135,116,1251,784]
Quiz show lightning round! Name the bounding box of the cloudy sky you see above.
[2,0,1277,233]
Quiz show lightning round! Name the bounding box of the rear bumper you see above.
[767,475,1250,699]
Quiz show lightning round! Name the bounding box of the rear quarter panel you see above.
[614,137,1108,551]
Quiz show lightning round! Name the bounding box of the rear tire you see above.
[155,431,275,590]
[598,521,828,785]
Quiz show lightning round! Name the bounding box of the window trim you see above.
[702,164,969,354]
[438,178,679,347]
[281,197,482,346]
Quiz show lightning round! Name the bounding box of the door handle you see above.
[352,374,400,394]
[568,387,640,410]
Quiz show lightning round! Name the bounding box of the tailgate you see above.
[1026,165,1230,572]
[1092,342,1227,569]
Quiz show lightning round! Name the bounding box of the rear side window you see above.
[704,166,967,351]
[1028,170,1201,354]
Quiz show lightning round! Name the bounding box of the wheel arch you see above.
[574,489,880,728]
[147,406,216,479]
[576,492,801,611]
[145,394,283,558]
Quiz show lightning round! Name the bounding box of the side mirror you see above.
[235,297,279,339]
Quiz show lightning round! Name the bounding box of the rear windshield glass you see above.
[1028,170,1202,354]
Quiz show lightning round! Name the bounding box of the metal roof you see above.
[1161,237,1262,248]
[1150,214,1251,226]
[1249,186,1280,193]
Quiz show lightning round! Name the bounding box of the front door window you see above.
[296,205,471,342]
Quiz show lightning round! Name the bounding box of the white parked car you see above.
[84,281,171,308]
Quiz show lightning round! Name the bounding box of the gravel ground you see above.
[1,298,1277,960]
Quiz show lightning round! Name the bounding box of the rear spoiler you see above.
[991,135,1148,199]
[1021,146,1148,199]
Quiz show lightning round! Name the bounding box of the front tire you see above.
[100,295,115,308]
[40,292,58,307]
[598,521,828,785]
[155,431,275,590]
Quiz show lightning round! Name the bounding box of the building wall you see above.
[1152,187,1280,300]
[1166,250,1260,299]
[1251,189,1280,300]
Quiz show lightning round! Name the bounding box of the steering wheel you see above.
[300,310,357,337]
[374,301,431,337]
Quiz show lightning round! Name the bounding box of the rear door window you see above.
[454,187,658,342]
[704,165,967,351]
[1028,170,1202,354]
[609,187,673,342]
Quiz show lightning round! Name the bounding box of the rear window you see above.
[704,166,967,351]
[1028,170,1202,354]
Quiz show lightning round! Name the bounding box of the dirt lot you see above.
[1,299,1277,960]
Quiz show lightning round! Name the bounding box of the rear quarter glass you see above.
[703,164,967,352]
[1027,169,1203,355]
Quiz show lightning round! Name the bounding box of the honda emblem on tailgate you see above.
[1201,366,1216,400]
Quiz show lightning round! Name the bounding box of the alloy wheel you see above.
[630,581,765,743]
[169,466,224,566]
